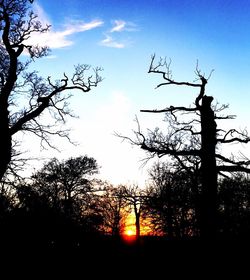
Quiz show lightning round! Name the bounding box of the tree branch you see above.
[216,153,250,167]
[10,66,102,136]
[217,129,250,144]
[217,165,250,173]
[140,141,200,158]
[148,54,213,109]
[149,54,201,89]
[141,105,197,114]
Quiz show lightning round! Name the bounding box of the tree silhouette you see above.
[121,54,250,240]
[1,155,101,248]
[0,0,102,181]
[31,156,99,220]
[218,174,250,239]
[145,161,199,239]
[122,185,146,239]
[96,184,129,236]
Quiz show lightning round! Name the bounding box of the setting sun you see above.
[126,229,134,236]
[122,228,136,243]
[123,212,154,237]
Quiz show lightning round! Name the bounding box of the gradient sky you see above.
[23,0,250,186]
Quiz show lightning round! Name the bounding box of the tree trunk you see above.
[166,186,174,239]
[0,99,11,181]
[112,213,120,236]
[135,211,140,239]
[200,96,218,240]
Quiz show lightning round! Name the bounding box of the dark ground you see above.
[0,235,248,277]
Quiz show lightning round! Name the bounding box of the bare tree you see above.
[96,184,129,236]
[120,54,250,240]
[0,0,102,181]
[122,185,146,239]
[145,161,199,238]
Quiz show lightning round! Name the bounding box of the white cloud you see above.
[110,20,126,32]
[62,19,104,35]
[100,19,137,48]
[26,19,103,49]
[99,35,125,49]
[77,20,104,31]
[110,20,137,33]
[44,55,57,59]
[25,3,103,49]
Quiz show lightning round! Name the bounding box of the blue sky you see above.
[23,0,250,186]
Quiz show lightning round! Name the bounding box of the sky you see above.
[20,0,250,187]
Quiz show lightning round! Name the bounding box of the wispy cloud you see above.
[33,2,51,26]
[110,20,126,32]
[65,20,104,33]
[99,35,125,49]
[100,19,137,48]
[31,4,136,50]
[110,20,137,33]
[25,4,103,50]
[26,19,104,49]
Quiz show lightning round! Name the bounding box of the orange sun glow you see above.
[123,213,153,237]
[125,229,134,236]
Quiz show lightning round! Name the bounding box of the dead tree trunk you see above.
[200,95,218,239]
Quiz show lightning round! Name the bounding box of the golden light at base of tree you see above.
[122,212,155,237]
[123,214,136,238]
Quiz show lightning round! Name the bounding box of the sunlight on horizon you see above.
[123,212,154,237]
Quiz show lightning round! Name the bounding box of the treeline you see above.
[0,156,249,248]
